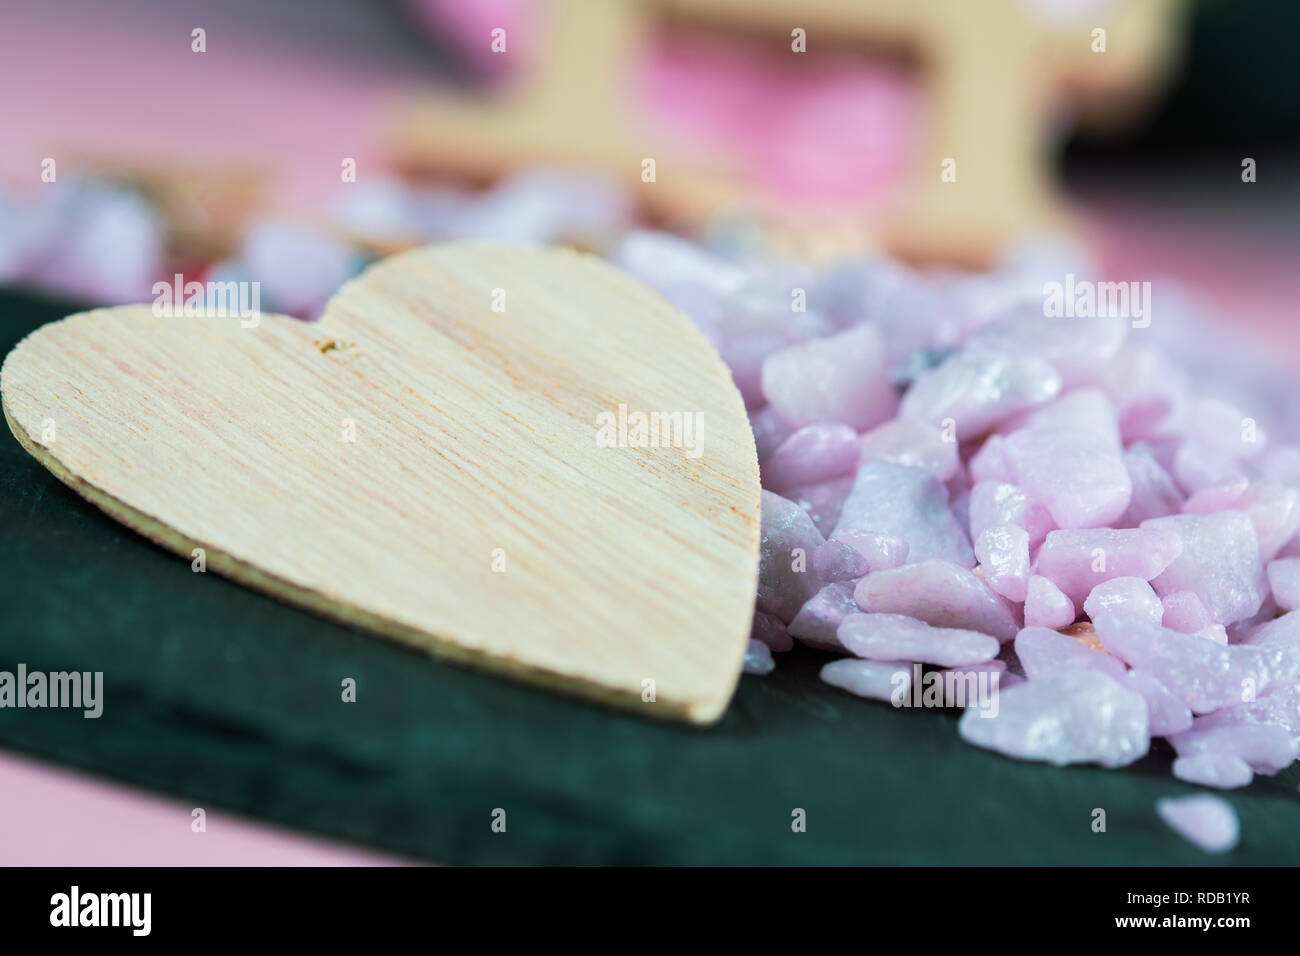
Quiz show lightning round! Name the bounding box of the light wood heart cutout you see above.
[1,243,760,723]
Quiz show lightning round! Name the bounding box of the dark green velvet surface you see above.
[1,288,1296,865]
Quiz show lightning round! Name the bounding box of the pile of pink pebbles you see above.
[618,231,1300,811]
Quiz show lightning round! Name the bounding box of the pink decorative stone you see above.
[1243,610,1300,650]
[1117,445,1185,526]
[1143,512,1267,626]
[1236,480,1300,563]
[750,406,795,465]
[763,423,861,493]
[1156,795,1240,854]
[838,613,1000,667]
[858,417,960,482]
[816,531,910,581]
[743,639,776,676]
[1013,626,1127,682]
[1019,387,1123,443]
[1171,754,1254,790]
[761,323,897,430]
[757,491,825,623]
[781,476,854,537]
[957,671,1149,768]
[1126,672,1193,736]
[1024,575,1076,629]
[820,658,912,702]
[899,349,1061,441]
[812,539,869,583]
[1267,558,1300,612]
[1083,577,1164,626]
[788,582,858,651]
[1161,590,1213,634]
[1094,614,1297,714]
[1003,421,1131,530]
[1181,476,1249,515]
[1173,440,1247,496]
[832,461,974,567]
[750,611,794,652]
[1169,721,1300,775]
[855,560,1019,641]
[1033,527,1183,606]
[969,481,1054,550]
[1193,682,1300,738]
[616,230,746,300]
[968,434,1015,484]
[1181,396,1268,461]
[975,525,1031,602]
[966,310,1127,388]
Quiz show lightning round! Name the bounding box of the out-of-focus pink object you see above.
[405,0,533,79]
[642,34,919,203]
[0,752,409,866]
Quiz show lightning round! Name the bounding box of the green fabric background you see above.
[1,289,1297,865]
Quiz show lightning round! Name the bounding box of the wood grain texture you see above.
[0,242,760,723]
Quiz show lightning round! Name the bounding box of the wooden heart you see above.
[1,243,760,723]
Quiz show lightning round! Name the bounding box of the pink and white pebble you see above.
[836,530,910,573]
[757,491,825,623]
[812,539,869,582]
[968,434,1015,484]
[1125,672,1193,736]
[1082,577,1164,627]
[1117,445,1185,526]
[1237,480,1300,563]
[1181,476,1249,515]
[1094,614,1296,714]
[838,613,1000,667]
[899,349,1061,441]
[968,481,1054,550]
[763,423,861,493]
[760,323,897,430]
[1171,754,1254,790]
[1033,527,1183,607]
[858,417,960,482]
[750,611,795,653]
[781,476,854,537]
[1003,421,1131,530]
[743,639,776,676]
[958,671,1149,768]
[750,406,796,465]
[854,560,1019,641]
[1170,721,1299,775]
[1023,575,1076,629]
[788,582,858,651]
[1013,626,1127,682]
[1160,590,1213,634]
[1172,440,1247,496]
[975,525,1031,602]
[820,658,912,703]
[1267,558,1300,612]
[814,531,910,583]
[832,462,974,567]
[1143,512,1267,626]
[966,310,1127,388]
[1156,795,1240,854]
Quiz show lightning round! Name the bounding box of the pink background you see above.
[2,1,1297,865]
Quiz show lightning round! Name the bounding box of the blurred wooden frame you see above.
[391,0,1184,265]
